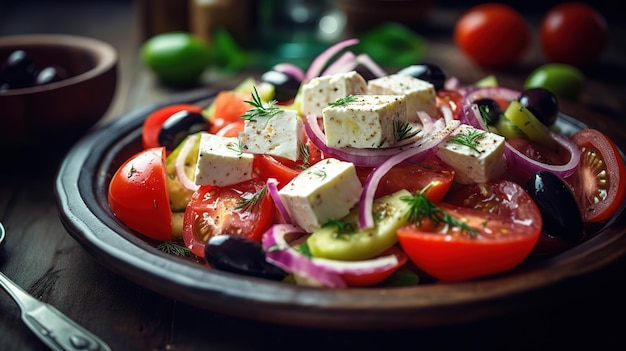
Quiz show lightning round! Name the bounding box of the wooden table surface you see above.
[2,1,626,350]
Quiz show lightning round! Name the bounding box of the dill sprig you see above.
[447,129,486,153]
[226,140,243,155]
[299,142,310,167]
[328,95,358,107]
[322,218,356,238]
[401,185,478,237]
[157,241,192,257]
[394,120,420,142]
[236,185,267,212]
[241,87,281,122]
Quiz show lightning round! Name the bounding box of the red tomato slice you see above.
[182,179,275,258]
[142,104,203,150]
[216,120,245,137]
[569,128,626,223]
[397,180,542,281]
[340,246,408,287]
[356,156,455,201]
[436,89,463,119]
[253,135,326,188]
[108,147,173,241]
[209,91,251,134]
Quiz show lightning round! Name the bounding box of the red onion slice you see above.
[304,114,428,167]
[320,51,357,76]
[273,63,305,82]
[175,134,200,192]
[355,53,388,78]
[305,38,359,81]
[358,120,460,229]
[267,178,292,224]
[504,131,581,178]
[261,224,400,288]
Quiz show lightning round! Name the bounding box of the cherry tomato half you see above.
[454,3,530,68]
[142,104,203,150]
[540,2,608,66]
[397,180,542,281]
[569,128,626,223]
[182,179,275,258]
[108,147,173,241]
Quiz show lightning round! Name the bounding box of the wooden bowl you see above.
[0,34,118,151]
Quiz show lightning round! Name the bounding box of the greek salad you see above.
[107,39,626,288]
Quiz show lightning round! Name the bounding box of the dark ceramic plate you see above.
[54,88,626,330]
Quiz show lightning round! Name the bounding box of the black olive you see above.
[525,171,584,247]
[34,65,68,86]
[396,63,446,90]
[158,110,209,150]
[0,49,38,89]
[204,235,287,281]
[261,70,301,102]
[518,88,559,127]
[473,97,503,126]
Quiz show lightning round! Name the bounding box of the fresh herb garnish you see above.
[312,170,327,180]
[478,104,494,125]
[127,164,137,178]
[236,185,267,212]
[241,86,281,122]
[394,120,420,142]
[157,242,192,257]
[226,141,243,155]
[299,142,310,167]
[322,218,356,238]
[401,184,478,237]
[447,128,486,153]
[328,95,358,107]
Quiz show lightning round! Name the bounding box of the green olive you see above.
[141,31,212,85]
[306,189,411,261]
[523,63,584,100]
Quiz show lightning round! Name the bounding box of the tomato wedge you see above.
[340,246,408,287]
[142,104,203,150]
[209,90,251,134]
[356,156,455,201]
[253,135,325,188]
[397,180,542,281]
[569,128,626,223]
[108,147,173,241]
[182,179,275,258]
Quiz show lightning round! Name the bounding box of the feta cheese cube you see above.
[278,158,362,232]
[367,74,437,122]
[437,124,507,184]
[195,133,254,187]
[238,109,304,161]
[322,94,413,148]
[301,71,367,117]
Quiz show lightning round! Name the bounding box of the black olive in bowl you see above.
[205,234,287,281]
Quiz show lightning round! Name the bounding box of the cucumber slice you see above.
[503,100,558,150]
[306,189,411,261]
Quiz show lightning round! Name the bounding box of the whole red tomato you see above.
[454,3,530,68]
[540,2,608,66]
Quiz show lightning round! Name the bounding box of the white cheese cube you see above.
[367,74,437,122]
[238,109,304,161]
[278,158,362,232]
[437,124,507,184]
[301,71,367,117]
[322,94,414,148]
[195,133,254,187]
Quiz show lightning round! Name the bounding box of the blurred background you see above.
[1,0,624,122]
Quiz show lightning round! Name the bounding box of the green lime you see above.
[523,63,584,101]
[141,31,212,85]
